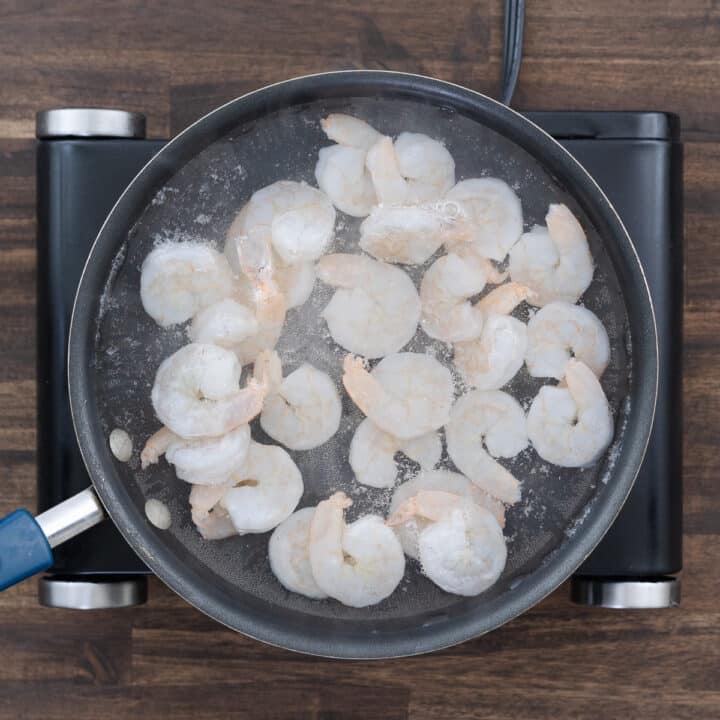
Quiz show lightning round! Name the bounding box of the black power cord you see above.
[501,0,525,106]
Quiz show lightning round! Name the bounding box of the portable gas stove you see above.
[34,106,682,611]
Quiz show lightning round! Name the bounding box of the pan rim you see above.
[68,69,658,659]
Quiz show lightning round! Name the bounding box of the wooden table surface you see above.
[1,1,718,718]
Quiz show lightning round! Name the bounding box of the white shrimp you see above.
[189,482,237,540]
[359,200,473,265]
[321,114,382,150]
[188,298,259,349]
[365,133,455,205]
[388,491,506,596]
[269,507,328,599]
[445,178,524,261]
[349,418,441,489]
[315,114,381,217]
[393,132,456,202]
[445,390,528,504]
[309,492,405,608]
[527,358,614,467]
[220,441,303,533]
[140,242,234,327]
[525,301,610,380]
[342,353,454,440]
[150,343,268,439]
[140,425,250,486]
[508,203,594,306]
[225,181,335,266]
[453,282,535,390]
[253,350,342,451]
[224,235,288,366]
[420,252,505,343]
[316,253,421,358]
[389,470,505,560]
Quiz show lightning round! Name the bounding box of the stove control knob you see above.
[36,108,146,139]
[570,576,680,609]
[38,576,147,609]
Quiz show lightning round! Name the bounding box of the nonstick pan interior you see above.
[70,73,656,657]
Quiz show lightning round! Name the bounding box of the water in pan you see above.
[92,95,630,622]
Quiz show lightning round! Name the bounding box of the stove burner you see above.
[35,107,682,610]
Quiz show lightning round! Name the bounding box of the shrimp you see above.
[225,235,288,366]
[150,343,267,439]
[365,133,455,205]
[220,441,303,533]
[445,178,523,261]
[140,242,234,327]
[389,470,505,560]
[141,425,251,485]
[527,358,614,467]
[420,252,504,343]
[445,390,528,504]
[269,507,328,599]
[315,114,381,217]
[342,353,454,440]
[359,200,473,265]
[525,301,610,380]
[316,253,421,358]
[315,145,377,217]
[388,491,506,597]
[349,418,441,489]
[453,282,535,390]
[320,114,382,150]
[508,203,594,306]
[253,350,342,451]
[189,482,237,540]
[308,492,405,608]
[188,298,259,349]
[225,181,335,266]
[394,132,455,201]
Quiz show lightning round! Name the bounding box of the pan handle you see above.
[0,487,104,591]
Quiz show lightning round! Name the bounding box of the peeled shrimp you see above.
[527,358,614,467]
[525,301,610,380]
[420,252,505,343]
[453,282,535,390]
[225,234,288,366]
[220,441,303,533]
[151,343,267,439]
[321,114,382,151]
[445,390,528,504]
[343,353,454,440]
[389,470,505,560]
[140,424,250,486]
[140,242,234,327]
[225,181,335,266]
[189,482,237,540]
[309,492,405,608]
[269,507,328,599]
[445,178,523,261]
[316,253,421,358]
[188,298,259,349]
[359,200,472,265]
[388,491,506,596]
[365,133,454,205]
[254,350,342,451]
[349,418,441,489]
[508,203,594,306]
[315,114,380,217]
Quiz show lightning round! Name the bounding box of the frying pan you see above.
[0,71,657,658]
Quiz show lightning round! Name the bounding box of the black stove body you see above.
[35,109,682,610]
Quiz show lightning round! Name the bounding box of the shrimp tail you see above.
[140,426,177,469]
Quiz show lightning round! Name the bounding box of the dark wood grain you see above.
[0,1,718,718]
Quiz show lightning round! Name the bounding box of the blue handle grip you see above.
[0,509,53,590]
